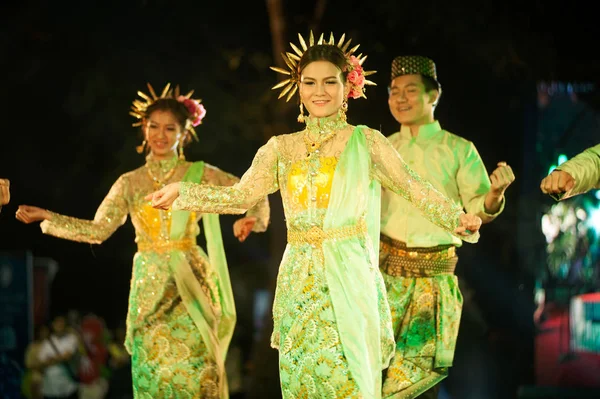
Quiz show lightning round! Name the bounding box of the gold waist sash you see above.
[379,234,457,277]
[287,220,367,247]
[137,238,196,253]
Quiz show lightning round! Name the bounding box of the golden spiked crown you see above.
[270,31,377,101]
[130,83,204,142]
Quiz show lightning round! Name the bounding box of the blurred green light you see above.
[558,154,568,165]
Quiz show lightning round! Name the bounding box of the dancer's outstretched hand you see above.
[145,182,181,210]
[455,213,482,236]
[234,216,257,242]
[16,205,51,224]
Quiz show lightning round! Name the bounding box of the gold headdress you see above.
[270,31,377,102]
[130,83,206,143]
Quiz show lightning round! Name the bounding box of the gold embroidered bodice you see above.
[174,125,472,242]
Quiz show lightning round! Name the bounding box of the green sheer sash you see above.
[169,161,236,398]
[323,126,392,399]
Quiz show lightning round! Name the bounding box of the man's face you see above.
[388,74,437,126]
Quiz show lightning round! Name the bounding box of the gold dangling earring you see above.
[178,144,185,160]
[340,100,348,122]
[136,139,147,154]
[297,102,305,123]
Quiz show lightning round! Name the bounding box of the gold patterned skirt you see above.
[379,237,462,399]
[272,244,362,399]
[271,236,393,399]
[126,249,221,399]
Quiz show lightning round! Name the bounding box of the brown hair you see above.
[298,44,348,82]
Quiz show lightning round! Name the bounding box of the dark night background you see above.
[1,1,599,398]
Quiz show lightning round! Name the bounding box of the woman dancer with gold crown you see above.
[16,84,270,399]
[146,33,482,399]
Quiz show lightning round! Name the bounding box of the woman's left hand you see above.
[454,213,482,236]
[145,182,181,210]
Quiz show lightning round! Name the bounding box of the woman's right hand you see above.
[15,205,51,224]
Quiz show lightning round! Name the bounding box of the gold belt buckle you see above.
[306,226,325,245]
[288,220,367,246]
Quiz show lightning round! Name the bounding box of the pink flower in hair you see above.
[346,56,366,99]
[177,96,206,127]
[349,56,363,74]
[355,74,365,87]
[347,70,360,84]
[348,88,362,99]
[192,104,206,126]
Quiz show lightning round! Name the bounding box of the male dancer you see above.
[379,55,515,398]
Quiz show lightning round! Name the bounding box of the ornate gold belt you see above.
[379,239,456,260]
[137,238,196,253]
[379,235,457,277]
[287,220,367,246]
